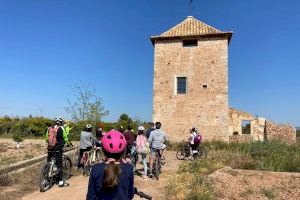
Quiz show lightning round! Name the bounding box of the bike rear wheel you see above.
[195,147,208,159]
[39,163,54,192]
[83,164,92,176]
[176,149,187,160]
[154,155,161,180]
[62,156,72,180]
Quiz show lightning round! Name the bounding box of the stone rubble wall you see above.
[265,120,296,144]
[229,108,296,144]
[229,134,253,143]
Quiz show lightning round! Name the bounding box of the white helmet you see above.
[58,116,64,122]
[54,117,60,123]
[86,124,92,129]
[138,126,145,131]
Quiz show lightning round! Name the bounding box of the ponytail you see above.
[103,161,121,189]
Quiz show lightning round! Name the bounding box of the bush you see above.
[12,132,24,143]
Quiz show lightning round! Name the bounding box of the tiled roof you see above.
[150,16,233,44]
[160,16,221,37]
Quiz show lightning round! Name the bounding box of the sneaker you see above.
[149,173,153,178]
[59,182,70,187]
[142,175,148,180]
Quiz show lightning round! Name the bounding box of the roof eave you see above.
[150,32,233,46]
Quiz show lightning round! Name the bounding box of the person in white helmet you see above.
[77,124,100,169]
[136,126,149,180]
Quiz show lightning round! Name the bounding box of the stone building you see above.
[150,16,232,141]
[150,16,296,143]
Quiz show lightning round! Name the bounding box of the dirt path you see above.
[21,151,181,200]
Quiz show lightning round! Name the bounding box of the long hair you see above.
[102,149,124,189]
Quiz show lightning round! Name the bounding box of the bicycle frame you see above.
[48,158,56,177]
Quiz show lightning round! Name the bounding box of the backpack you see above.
[136,135,150,155]
[48,126,59,149]
[193,133,202,146]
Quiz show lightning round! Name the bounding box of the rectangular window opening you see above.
[182,40,198,47]
[177,77,187,94]
[242,120,251,134]
[203,85,208,89]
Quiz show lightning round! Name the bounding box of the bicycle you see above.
[39,150,72,192]
[134,187,152,199]
[151,149,162,180]
[82,142,102,176]
[176,141,208,160]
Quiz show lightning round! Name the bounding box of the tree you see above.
[65,83,109,125]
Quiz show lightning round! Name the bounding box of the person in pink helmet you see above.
[87,131,134,200]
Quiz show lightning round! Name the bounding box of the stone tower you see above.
[150,16,233,141]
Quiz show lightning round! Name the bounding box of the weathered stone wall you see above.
[153,37,229,141]
[229,134,253,143]
[265,120,296,144]
[228,108,265,142]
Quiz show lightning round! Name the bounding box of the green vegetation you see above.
[260,187,275,199]
[205,141,300,172]
[0,114,148,141]
[65,83,109,124]
[166,140,300,199]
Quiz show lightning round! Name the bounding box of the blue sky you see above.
[0,0,299,126]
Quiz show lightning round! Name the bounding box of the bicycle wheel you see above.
[39,163,54,192]
[83,164,91,176]
[196,147,208,159]
[83,153,91,176]
[62,156,72,180]
[154,156,160,180]
[176,149,186,160]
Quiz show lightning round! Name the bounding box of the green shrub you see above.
[260,187,275,199]
[12,132,24,143]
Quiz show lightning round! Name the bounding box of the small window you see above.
[177,77,187,94]
[203,85,207,89]
[183,40,197,47]
[242,120,251,134]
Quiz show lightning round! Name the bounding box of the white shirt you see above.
[189,132,197,144]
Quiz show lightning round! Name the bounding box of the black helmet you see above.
[191,127,198,133]
[155,122,161,129]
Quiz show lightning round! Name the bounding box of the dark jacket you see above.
[123,131,135,145]
[87,162,134,200]
[146,128,155,139]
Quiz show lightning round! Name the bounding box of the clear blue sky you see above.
[0,0,299,126]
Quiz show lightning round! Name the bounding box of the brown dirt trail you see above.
[21,151,181,200]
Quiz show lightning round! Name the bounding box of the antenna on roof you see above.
[188,0,193,16]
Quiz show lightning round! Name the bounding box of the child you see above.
[136,126,149,180]
[87,131,134,200]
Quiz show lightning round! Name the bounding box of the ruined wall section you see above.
[228,108,265,142]
[153,38,229,141]
[265,121,296,144]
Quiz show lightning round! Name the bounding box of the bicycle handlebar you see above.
[134,188,152,200]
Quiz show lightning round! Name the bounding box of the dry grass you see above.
[0,163,42,200]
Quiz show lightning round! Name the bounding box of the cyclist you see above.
[136,126,149,180]
[95,124,104,141]
[45,117,70,187]
[123,125,135,156]
[148,122,168,178]
[87,130,134,199]
[145,122,155,139]
[189,127,202,157]
[77,124,100,169]
[118,125,124,134]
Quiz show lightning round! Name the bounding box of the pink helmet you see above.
[101,131,127,154]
